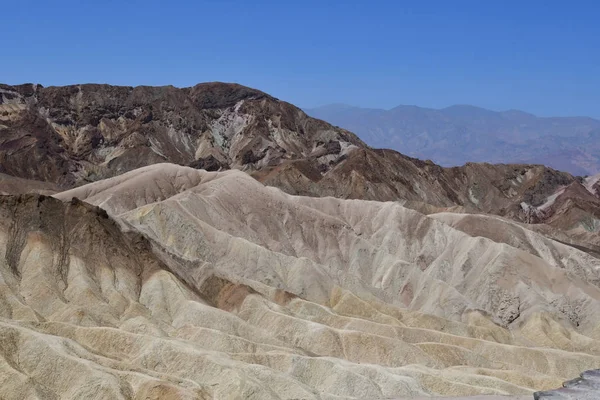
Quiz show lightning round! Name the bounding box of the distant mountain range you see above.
[305,103,600,176]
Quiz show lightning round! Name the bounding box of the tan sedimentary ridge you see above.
[0,164,574,398]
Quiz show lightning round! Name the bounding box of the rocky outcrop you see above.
[534,369,600,399]
[2,82,599,235]
[0,82,362,188]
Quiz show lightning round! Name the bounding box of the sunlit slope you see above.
[30,164,597,397]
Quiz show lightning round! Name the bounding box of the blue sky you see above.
[2,0,599,117]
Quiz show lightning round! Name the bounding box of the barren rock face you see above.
[1,82,599,234]
[0,82,362,188]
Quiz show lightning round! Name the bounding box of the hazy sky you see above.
[2,0,599,117]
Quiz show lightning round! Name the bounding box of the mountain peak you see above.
[0,81,364,187]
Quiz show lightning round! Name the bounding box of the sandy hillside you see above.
[0,163,575,398]
[2,163,600,398]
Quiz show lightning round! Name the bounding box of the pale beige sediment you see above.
[0,163,597,399]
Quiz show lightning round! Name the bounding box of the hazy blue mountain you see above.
[305,104,600,175]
